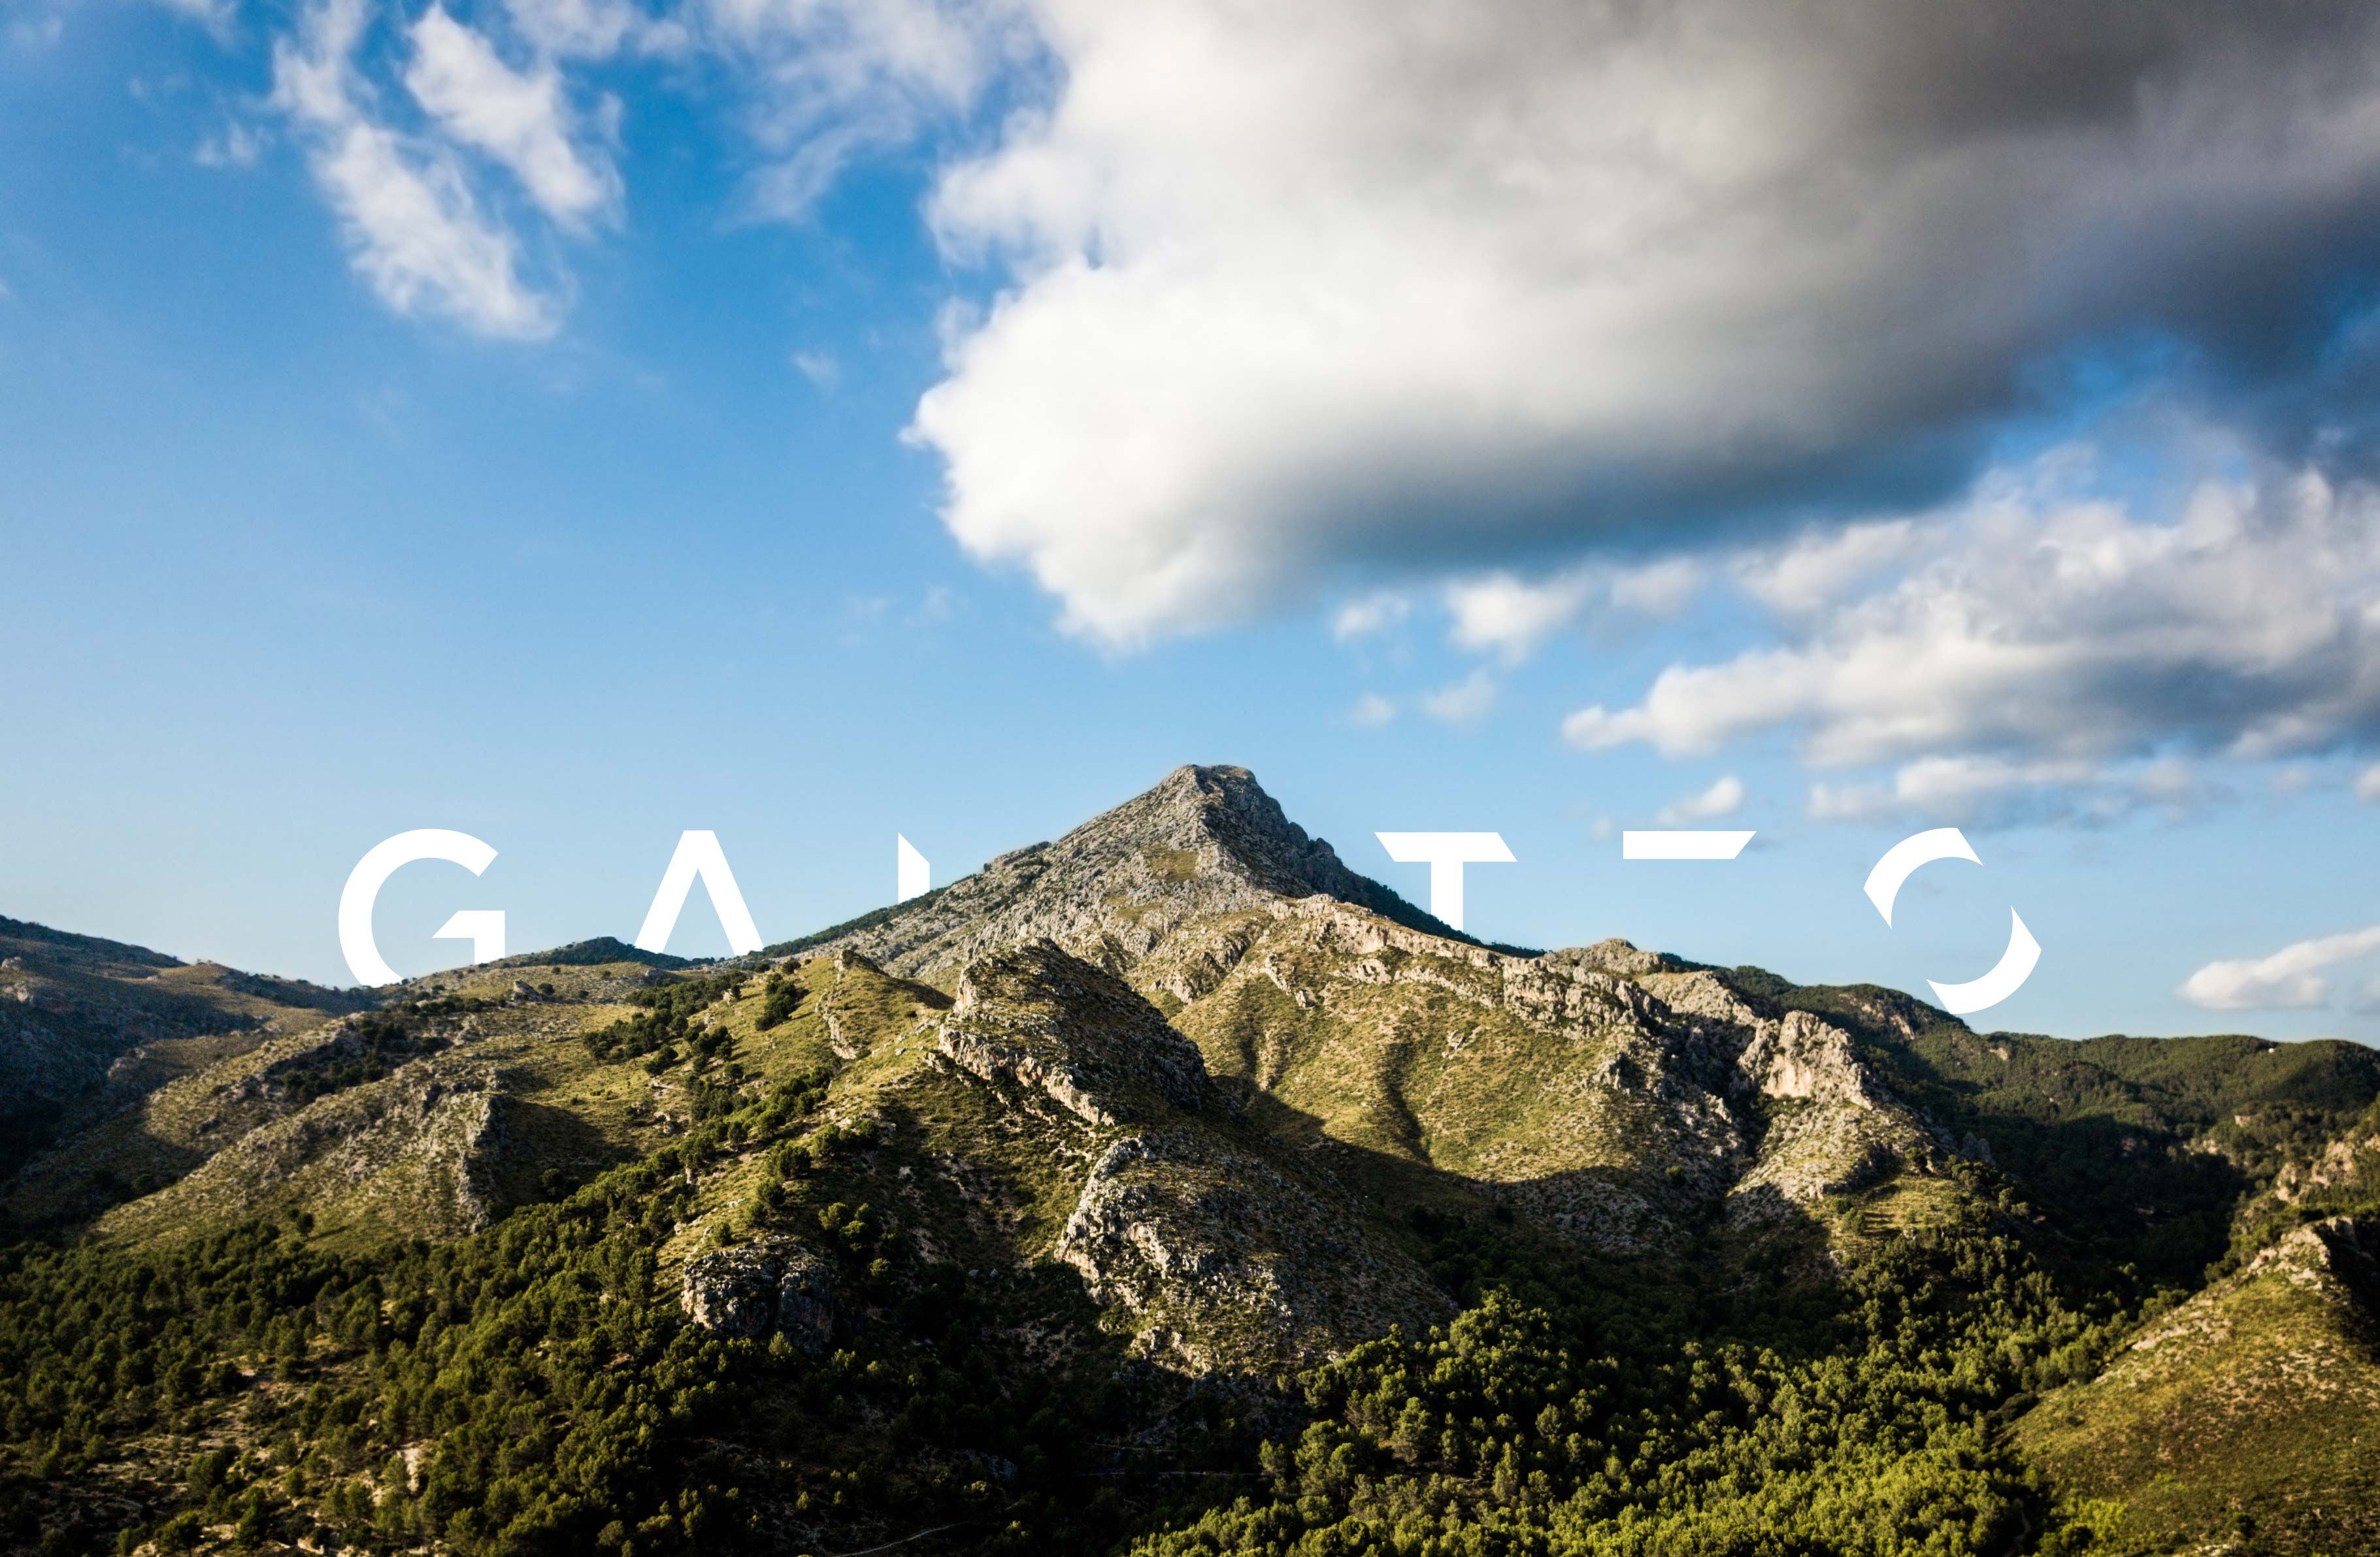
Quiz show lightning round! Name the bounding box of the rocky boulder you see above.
[681,1238,836,1350]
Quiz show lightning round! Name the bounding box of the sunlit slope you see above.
[2016,1213,2380,1554]
[1156,900,1969,1259]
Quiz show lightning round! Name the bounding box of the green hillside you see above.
[4,768,2377,1557]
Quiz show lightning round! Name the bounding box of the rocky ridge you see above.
[916,936,1454,1375]
[789,764,1481,986]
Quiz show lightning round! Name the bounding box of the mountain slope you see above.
[8,764,2380,1557]
[772,763,1506,983]
[2016,1213,2380,1554]
[0,915,372,1207]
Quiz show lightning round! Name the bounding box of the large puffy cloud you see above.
[911,0,2380,644]
[1564,461,2380,770]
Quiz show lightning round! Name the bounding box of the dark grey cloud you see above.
[906,0,2380,642]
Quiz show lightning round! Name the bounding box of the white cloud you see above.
[1566,462,2380,769]
[911,583,958,623]
[1733,519,1934,617]
[1347,693,1397,728]
[2358,763,2380,802]
[503,0,683,57]
[1420,670,1496,727]
[273,0,561,339]
[1331,591,1410,642]
[1608,558,1703,618]
[2180,925,2380,1011]
[1806,755,2197,827]
[906,1,2380,644]
[1442,557,1704,663]
[9,10,64,48]
[1657,774,1744,825]
[793,349,842,388]
[703,0,1020,219]
[1445,572,1596,663]
[406,5,620,229]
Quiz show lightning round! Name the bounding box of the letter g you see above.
[338,830,503,987]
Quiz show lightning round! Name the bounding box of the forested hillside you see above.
[4,768,2375,1557]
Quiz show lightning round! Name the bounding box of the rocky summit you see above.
[4,766,2379,1557]
[778,763,1480,981]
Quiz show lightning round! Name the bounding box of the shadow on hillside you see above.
[1206,1077,1862,1365]
[481,1098,640,1215]
[1867,1042,2256,1284]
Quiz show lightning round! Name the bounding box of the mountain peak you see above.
[1071,762,1413,907]
[775,762,1467,983]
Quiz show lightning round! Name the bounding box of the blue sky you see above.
[8,0,2380,1042]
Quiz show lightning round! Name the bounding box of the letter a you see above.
[634,831,764,956]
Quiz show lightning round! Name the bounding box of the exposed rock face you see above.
[789,765,1968,1273]
[0,959,254,1127]
[799,764,1474,984]
[929,937,1449,1375]
[2245,1213,2380,1297]
[2266,1117,2380,1207]
[936,940,1208,1127]
[1155,894,1953,1253]
[1053,1128,1453,1376]
[1738,1011,1886,1108]
[682,1238,836,1349]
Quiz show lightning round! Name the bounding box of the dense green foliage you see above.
[0,1052,1242,1557]
[2,1132,2175,1557]
[0,1184,749,1557]
[578,972,748,1069]
[8,957,2376,1556]
[1129,1204,2149,1557]
[755,972,802,1032]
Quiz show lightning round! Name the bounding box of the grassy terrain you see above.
[5,812,2380,1557]
[2015,1216,2380,1554]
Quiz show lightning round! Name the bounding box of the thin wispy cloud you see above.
[195,121,263,169]
[273,0,563,339]
[1420,670,1496,727]
[1808,755,2202,830]
[406,4,622,230]
[1332,592,1411,644]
